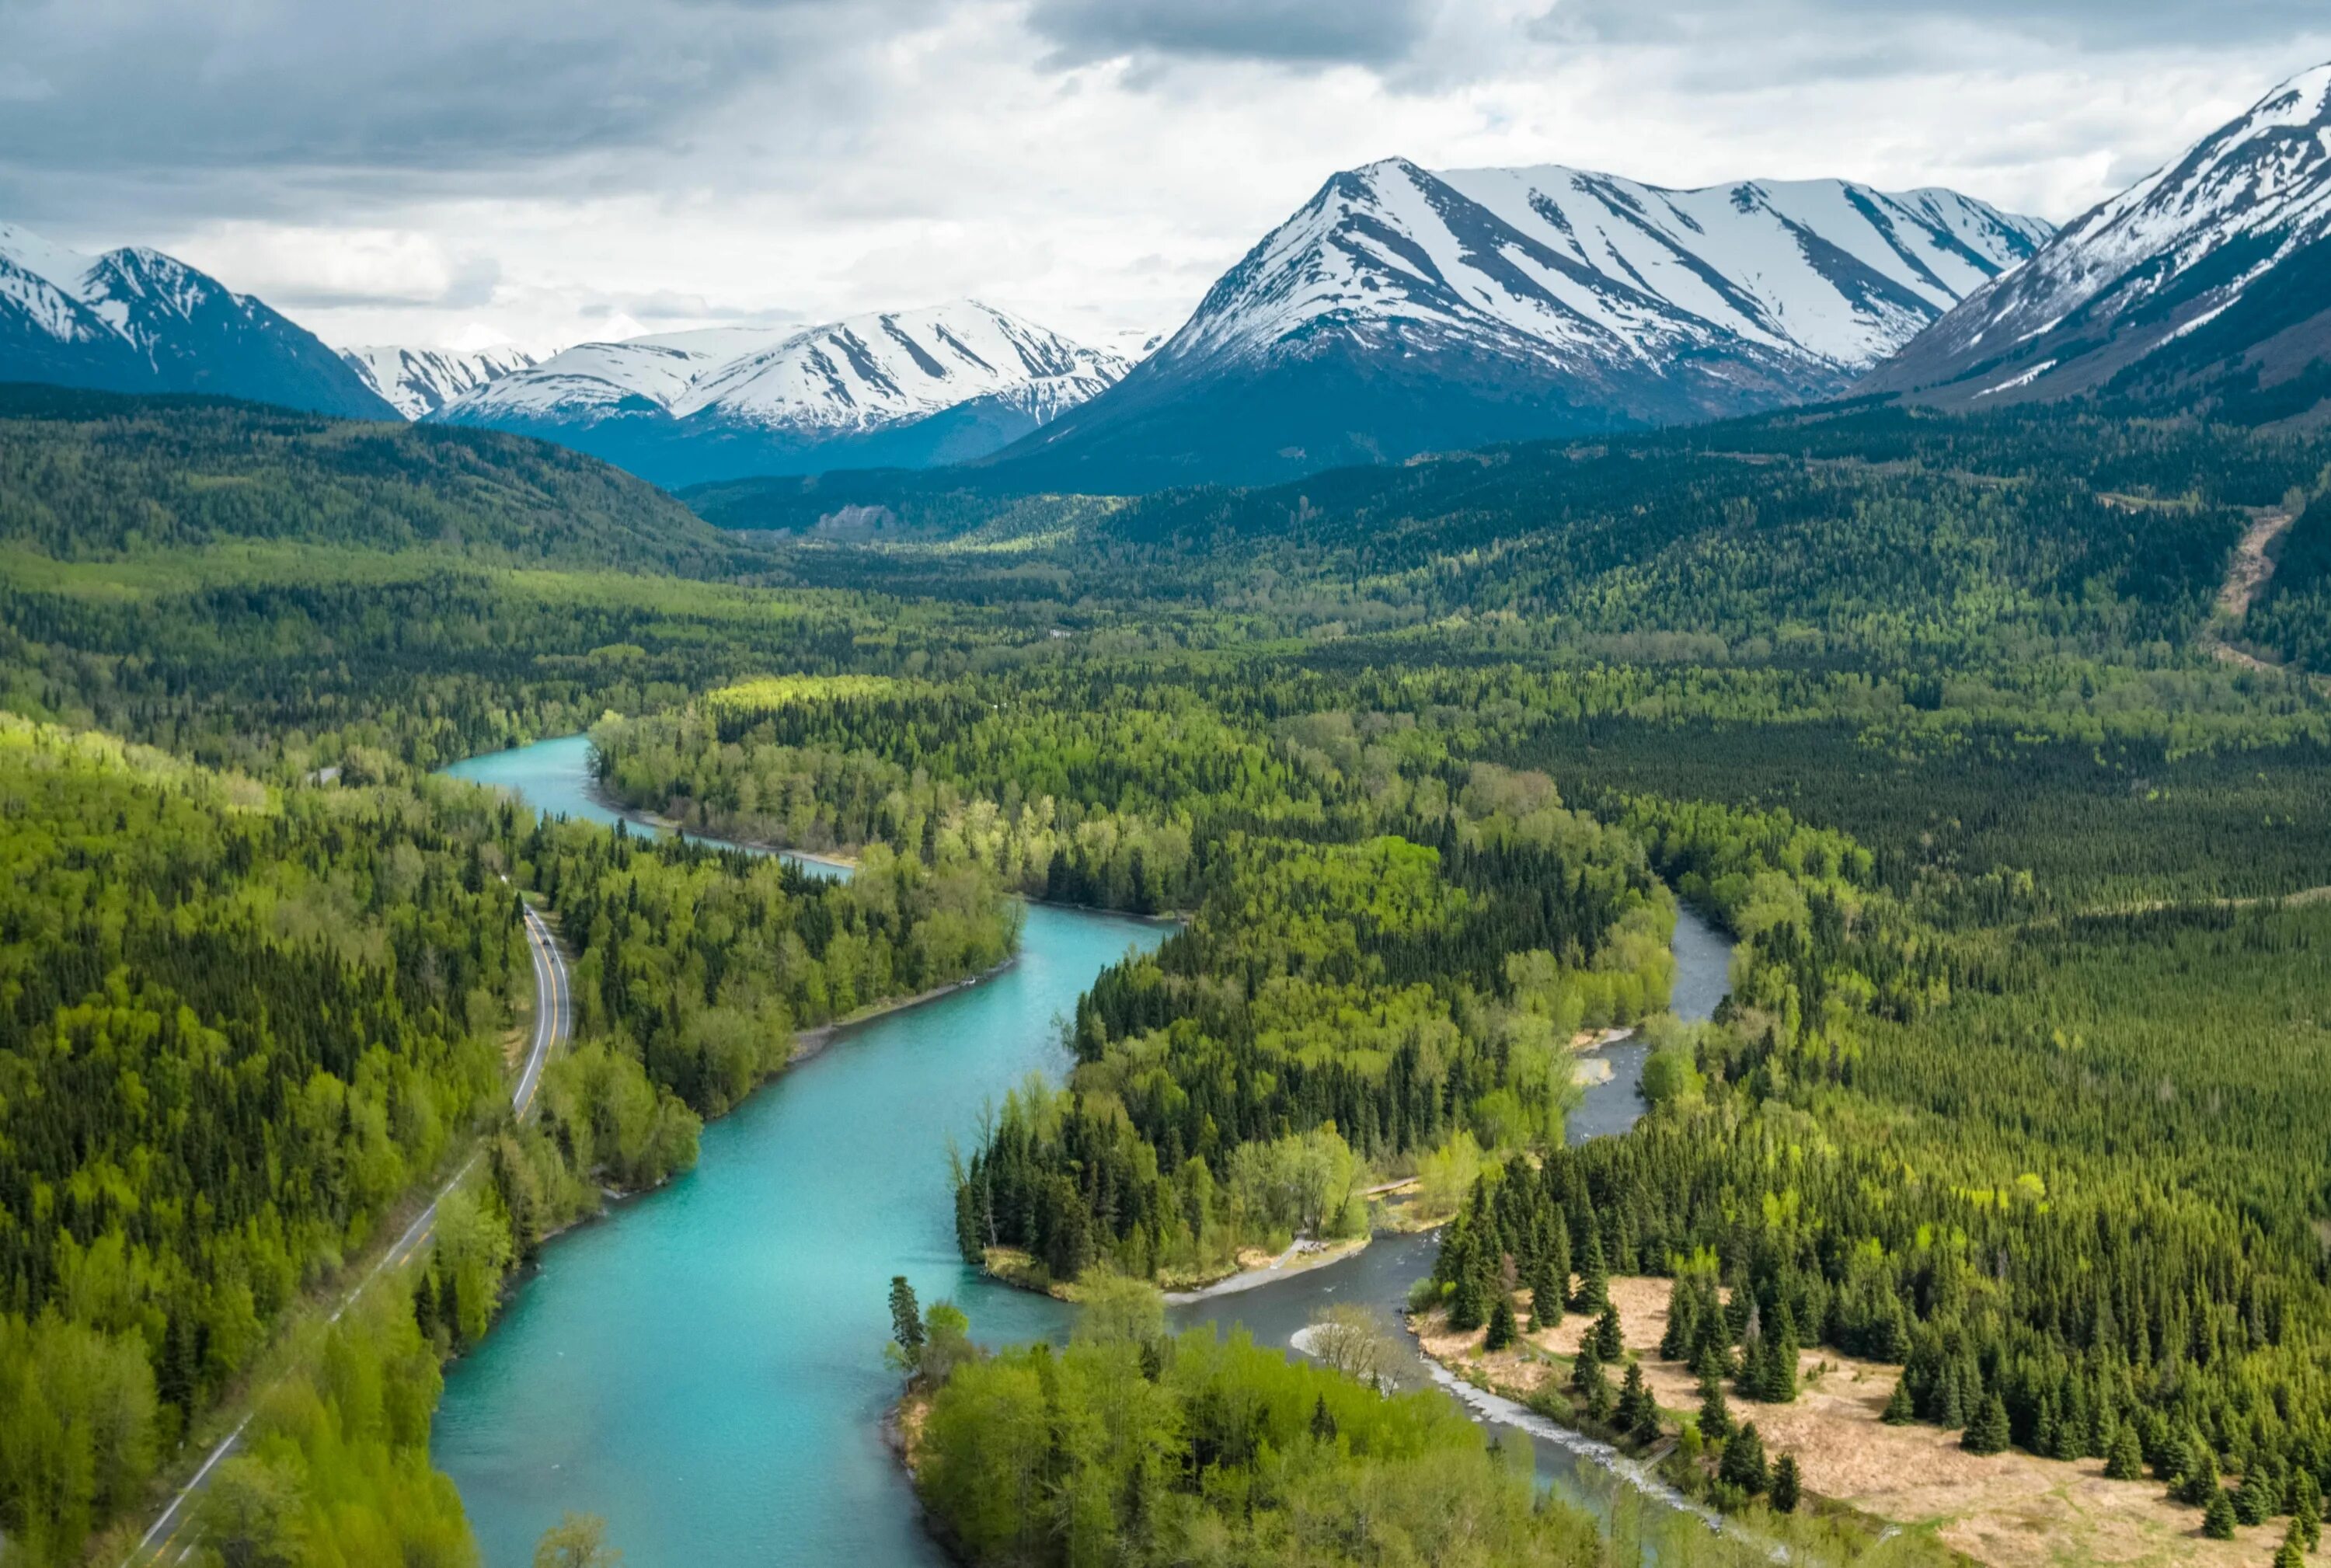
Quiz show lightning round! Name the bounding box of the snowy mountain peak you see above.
[430,299,1128,486]
[0,219,393,419]
[1867,61,2331,408]
[1155,156,2049,382]
[668,300,1125,431]
[341,343,540,420]
[0,221,96,294]
[444,298,1124,438]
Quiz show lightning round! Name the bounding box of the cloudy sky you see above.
[1,0,2325,355]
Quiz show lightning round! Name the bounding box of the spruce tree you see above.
[1762,1305,1798,1403]
[1615,1360,1656,1438]
[1771,1453,1801,1514]
[1310,1395,1338,1444]
[1963,1393,2010,1455]
[888,1275,925,1354]
[1573,1340,1611,1420]
[1594,1301,1624,1361]
[1699,1373,1733,1441]
[2104,1424,2145,1481]
[1936,1371,1966,1430]
[1544,1211,1571,1314]
[2176,1447,2224,1508]
[2293,1467,2321,1550]
[1660,1276,1695,1360]
[1485,1294,1519,1352]
[2203,1489,2238,1541]
[1529,1260,1562,1332]
[1572,1232,1609,1313]
[2235,1468,2278,1527]
[1719,1421,1769,1494]
[1448,1259,1486,1333]
[2276,1524,2307,1568]
[1882,1377,1915,1426]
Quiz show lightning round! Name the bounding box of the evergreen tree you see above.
[1719,1421,1769,1494]
[1936,1371,1967,1430]
[1541,1212,1571,1319]
[1310,1395,1338,1443]
[889,1276,925,1354]
[1485,1294,1519,1352]
[2276,1524,2307,1568]
[2104,1424,2145,1481]
[1529,1259,1562,1332]
[1615,1361,1657,1440]
[1571,1232,1609,1314]
[1659,1277,1696,1361]
[2236,1468,2280,1527]
[1593,1301,1623,1362]
[1771,1453,1802,1514]
[1963,1394,2010,1455]
[1447,1233,1486,1333]
[2294,1468,2322,1550]
[2176,1447,2225,1508]
[1761,1305,1799,1403]
[1882,1377,1915,1426]
[1573,1340,1611,1421]
[1699,1373,1733,1441]
[2203,1489,2238,1541]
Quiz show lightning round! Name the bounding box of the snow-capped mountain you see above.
[432,301,1127,488]
[0,221,393,420]
[1868,62,2331,413]
[341,343,538,420]
[995,159,2050,490]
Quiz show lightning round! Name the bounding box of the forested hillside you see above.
[0,702,1017,1566]
[0,386,740,570]
[593,674,1673,1284]
[0,717,524,1563]
[3,375,2331,1562]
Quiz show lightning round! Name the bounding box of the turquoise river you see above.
[433,733,1732,1566]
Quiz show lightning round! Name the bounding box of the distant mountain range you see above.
[0,222,393,420]
[424,303,1129,488]
[342,343,538,419]
[985,159,2051,490]
[21,59,2331,501]
[1866,61,2331,421]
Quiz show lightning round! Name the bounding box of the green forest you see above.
[2,385,2329,1566]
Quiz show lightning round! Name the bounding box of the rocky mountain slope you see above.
[1865,61,2331,420]
[0,221,393,420]
[341,343,538,419]
[989,158,2050,490]
[431,301,1126,487]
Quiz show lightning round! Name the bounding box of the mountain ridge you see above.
[430,300,1127,488]
[342,343,540,420]
[0,221,395,420]
[985,157,2051,490]
[1865,60,2331,418]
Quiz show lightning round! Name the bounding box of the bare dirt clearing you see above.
[1415,1276,2268,1567]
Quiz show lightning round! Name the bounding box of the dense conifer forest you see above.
[3,388,2331,1563]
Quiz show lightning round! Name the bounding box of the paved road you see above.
[126,892,570,1566]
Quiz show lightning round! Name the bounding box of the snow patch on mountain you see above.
[341,343,539,419]
[1148,157,2049,385]
[1867,61,2331,406]
[439,302,1125,440]
[0,220,393,419]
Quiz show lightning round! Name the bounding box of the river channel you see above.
[431,733,1733,1566]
